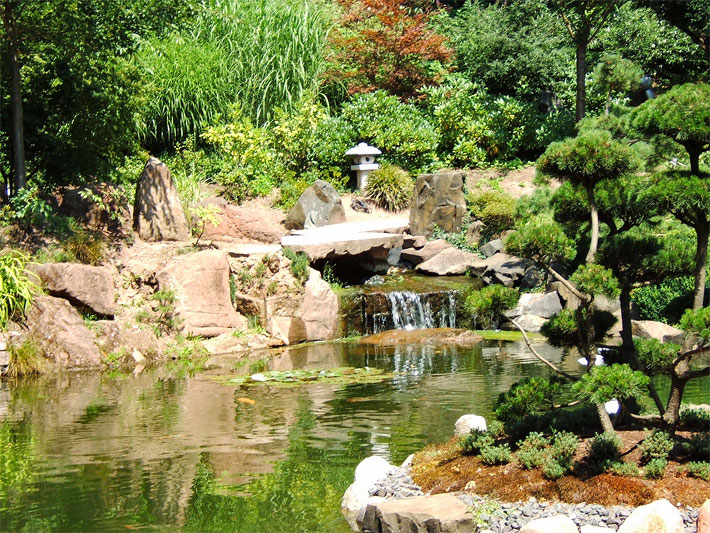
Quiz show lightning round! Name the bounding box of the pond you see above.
[0,339,706,532]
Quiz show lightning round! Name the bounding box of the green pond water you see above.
[0,339,707,532]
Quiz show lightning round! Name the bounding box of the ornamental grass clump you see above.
[0,251,39,331]
[364,165,413,212]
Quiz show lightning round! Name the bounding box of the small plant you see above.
[468,498,503,529]
[516,432,550,470]
[545,430,579,477]
[189,204,221,246]
[0,251,39,330]
[461,428,495,456]
[246,315,267,335]
[5,337,45,378]
[480,443,512,465]
[431,225,478,253]
[63,227,104,265]
[588,432,622,472]
[283,248,310,285]
[608,461,640,477]
[683,461,710,481]
[679,407,710,431]
[137,289,180,336]
[644,457,667,479]
[103,348,128,368]
[682,432,710,460]
[165,335,208,376]
[322,262,344,290]
[364,165,413,212]
[639,430,674,463]
[465,285,519,330]
[542,457,566,480]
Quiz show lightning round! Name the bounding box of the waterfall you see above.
[361,290,458,334]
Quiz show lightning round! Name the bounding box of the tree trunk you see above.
[575,38,588,123]
[2,0,26,193]
[595,401,615,434]
[662,368,688,427]
[585,185,599,263]
[686,144,702,176]
[692,220,709,310]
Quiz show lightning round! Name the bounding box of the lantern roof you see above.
[345,142,381,156]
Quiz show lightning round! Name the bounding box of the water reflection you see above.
[1,339,706,532]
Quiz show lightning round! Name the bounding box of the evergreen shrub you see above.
[364,165,413,211]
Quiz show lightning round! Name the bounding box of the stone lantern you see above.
[345,142,381,191]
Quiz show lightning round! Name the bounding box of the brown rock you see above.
[631,320,685,344]
[416,247,481,275]
[57,184,131,233]
[617,499,683,533]
[465,220,485,247]
[133,157,190,241]
[697,499,710,533]
[157,250,247,337]
[285,180,346,230]
[409,172,467,237]
[359,493,474,533]
[400,239,451,266]
[267,316,307,345]
[26,295,102,368]
[93,321,161,356]
[30,263,115,317]
[201,204,285,243]
[298,269,339,341]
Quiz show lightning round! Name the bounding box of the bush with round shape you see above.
[364,165,413,212]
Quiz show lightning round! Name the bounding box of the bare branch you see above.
[542,264,589,303]
[510,318,579,381]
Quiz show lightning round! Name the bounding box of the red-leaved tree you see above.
[325,0,453,100]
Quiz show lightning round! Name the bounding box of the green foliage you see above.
[63,227,104,266]
[8,186,53,227]
[588,432,622,470]
[572,364,650,405]
[505,215,576,265]
[364,165,413,211]
[495,376,562,423]
[608,461,640,477]
[282,248,310,285]
[0,251,39,330]
[537,130,637,191]
[639,431,675,463]
[682,432,710,461]
[465,285,519,330]
[541,431,579,480]
[644,458,667,479]
[541,308,617,348]
[684,461,710,481]
[631,277,696,324]
[461,429,495,456]
[592,54,643,113]
[165,335,209,376]
[431,225,478,253]
[480,444,512,465]
[517,432,550,470]
[634,338,679,376]
[679,307,710,344]
[137,289,180,337]
[5,337,45,378]
[312,91,440,179]
[569,263,620,300]
[189,205,221,245]
[679,408,710,431]
[468,188,516,235]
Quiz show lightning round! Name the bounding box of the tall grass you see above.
[0,251,39,330]
[137,0,331,148]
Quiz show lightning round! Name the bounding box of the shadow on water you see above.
[0,339,707,532]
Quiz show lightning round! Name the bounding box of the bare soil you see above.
[411,430,710,508]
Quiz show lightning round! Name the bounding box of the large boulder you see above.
[25,295,102,368]
[468,253,533,287]
[285,180,346,230]
[299,269,339,341]
[57,184,131,233]
[30,263,115,317]
[157,250,247,337]
[617,499,683,533]
[631,320,685,344]
[400,239,451,266]
[505,292,562,320]
[201,204,285,243]
[409,172,467,237]
[342,456,396,529]
[359,493,474,533]
[454,414,486,437]
[416,248,481,276]
[133,157,190,241]
[698,499,710,533]
[480,239,503,258]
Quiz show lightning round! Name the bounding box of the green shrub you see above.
[480,444,512,465]
[431,223,478,253]
[608,461,640,477]
[364,165,413,211]
[684,461,710,481]
[551,431,579,463]
[137,289,180,337]
[588,432,622,471]
[282,248,310,285]
[503,403,599,442]
[495,376,562,424]
[542,456,567,480]
[465,285,519,330]
[679,408,710,431]
[682,432,710,461]
[468,188,516,236]
[541,309,618,348]
[63,227,104,265]
[517,432,550,470]
[486,420,506,439]
[0,251,40,330]
[631,276,696,324]
[644,457,667,479]
[639,431,674,463]
[461,429,495,456]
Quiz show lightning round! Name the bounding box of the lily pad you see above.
[223,367,395,387]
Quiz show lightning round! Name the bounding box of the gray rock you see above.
[400,239,451,266]
[360,493,474,533]
[416,248,482,276]
[409,172,467,237]
[548,280,582,310]
[520,514,578,533]
[505,314,547,332]
[454,414,486,437]
[631,320,685,344]
[519,267,544,290]
[133,157,190,241]
[285,180,346,230]
[465,220,486,247]
[29,263,115,317]
[480,239,503,258]
[525,292,563,319]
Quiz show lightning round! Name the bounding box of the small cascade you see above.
[354,289,460,335]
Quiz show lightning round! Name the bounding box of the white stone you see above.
[581,526,615,533]
[521,515,578,533]
[250,373,267,382]
[131,349,145,363]
[618,499,683,533]
[354,455,394,486]
[342,456,395,531]
[454,414,487,437]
